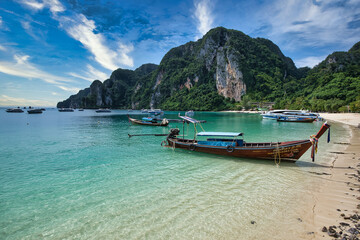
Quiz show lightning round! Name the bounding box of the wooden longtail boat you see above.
[164,115,330,162]
[128,115,169,126]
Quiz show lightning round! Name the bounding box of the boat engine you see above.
[168,128,180,138]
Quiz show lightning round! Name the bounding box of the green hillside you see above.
[57,27,360,112]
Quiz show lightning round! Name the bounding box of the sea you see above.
[0,108,350,239]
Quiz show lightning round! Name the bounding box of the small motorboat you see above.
[185,110,194,117]
[78,108,84,111]
[6,108,24,113]
[27,109,43,114]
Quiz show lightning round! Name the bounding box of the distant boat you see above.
[128,115,169,126]
[27,109,43,114]
[96,109,111,113]
[261,110,319,120]
[58,108,74,112]
[185,110,194,117]
[148,109,164,116]
[78,108,84,111]
[40,108,46,111]
[261,110,303,119]
[6,108,24,113]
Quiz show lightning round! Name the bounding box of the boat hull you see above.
[277,116,316,122]
[166,138,311,161]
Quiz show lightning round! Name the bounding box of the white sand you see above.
[319,113,360,127]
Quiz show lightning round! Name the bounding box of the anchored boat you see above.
[27,109,43,114]
[128,115,169,126]
[164,115,330,162]
[6,108,24,113]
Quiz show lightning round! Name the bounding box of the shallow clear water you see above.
[0,109,349,239]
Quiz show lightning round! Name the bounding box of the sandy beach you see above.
[304,113,360,239]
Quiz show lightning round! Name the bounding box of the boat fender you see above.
[226,145,234,153]
[189,144,196,151]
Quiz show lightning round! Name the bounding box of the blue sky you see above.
[0,0,359,106]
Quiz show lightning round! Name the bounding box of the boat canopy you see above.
[179,115,201,123]
[197,132,243,137]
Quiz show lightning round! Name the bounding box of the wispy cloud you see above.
[257,0,360,49]
[18,0,64,14]
[0,16,9,31]
[17,0,134,70]
[294,55,327,68]
[193,0,214,39]
[20,20,44,42]
[56,14,134,70]
[68,64,109,82]
[0,54,80,93]
[57,85,81,93]
[0,94,55,106]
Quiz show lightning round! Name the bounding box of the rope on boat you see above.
[310,135,318,162]
[274,142,281,166]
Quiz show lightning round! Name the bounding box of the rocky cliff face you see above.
[57,64,158,108]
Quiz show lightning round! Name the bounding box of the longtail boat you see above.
[128,115,169,127]
[164,115,330,162]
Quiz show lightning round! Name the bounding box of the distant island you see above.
[57,27,360,112]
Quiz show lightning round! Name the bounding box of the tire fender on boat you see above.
[189,144,196,151]
[226,145,234,153]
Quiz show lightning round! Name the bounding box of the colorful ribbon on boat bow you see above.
[310,135,318,162]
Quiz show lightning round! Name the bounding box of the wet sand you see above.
[305,114,360,239]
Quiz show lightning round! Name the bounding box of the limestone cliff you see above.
[58,27,301,110]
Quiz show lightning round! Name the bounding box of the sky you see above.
[0,0,359,107]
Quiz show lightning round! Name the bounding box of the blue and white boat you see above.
[261,110,320,120]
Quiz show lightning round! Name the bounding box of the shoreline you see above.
[304,114,360,239]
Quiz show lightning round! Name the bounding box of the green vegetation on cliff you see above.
[57,27,360,112]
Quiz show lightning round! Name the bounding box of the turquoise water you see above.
[0,109,349,239]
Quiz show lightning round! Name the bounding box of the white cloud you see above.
[16,0,134,71]
[0,54,72,85]
[257,0,360,49]
[56,14,134,70]
[57,85,81,93]
[20,0,44,11]
[0,45,6,51]
[86,65,109,81]
[68,64,109,82]
[0,54,82,93]
[295,55,326,68]
[193,0,214,39]
[18,0,64,14]
[0,94,55,107]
